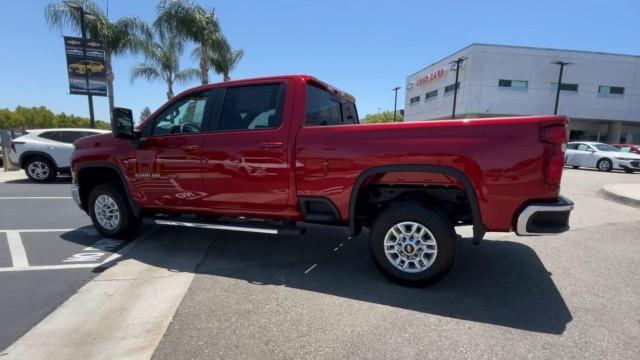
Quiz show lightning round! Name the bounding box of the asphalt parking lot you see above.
[0,175,135,350]
[1,168,640,359]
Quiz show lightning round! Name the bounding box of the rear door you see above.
[199,82,291,212]
[134,90,214,209]
[36,131,74,168]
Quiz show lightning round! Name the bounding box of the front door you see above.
[134,90,213,210]
[199,82,292,213]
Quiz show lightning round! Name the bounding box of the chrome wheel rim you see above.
[94,194,120,231]
[598,160,610,171]
[27,161,50,180]
[384,221,437,273]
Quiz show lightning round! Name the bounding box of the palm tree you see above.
[155,0,230,85]
[130,35,199,100]
[45,0,151,116]
[210,42,244,82]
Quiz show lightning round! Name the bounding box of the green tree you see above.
[0,108,25,129]
[363,111,404,123]
[139,107,151,122]
[0,106,109,130]
[207,36,243,82]
[155,0,235,84]
[45,0,152,117]
[131,34,199,100]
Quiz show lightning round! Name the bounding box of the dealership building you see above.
[404,43,640,143]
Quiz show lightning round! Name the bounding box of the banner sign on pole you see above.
[64,36,107,96]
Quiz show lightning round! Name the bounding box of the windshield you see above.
[594,144,620,152]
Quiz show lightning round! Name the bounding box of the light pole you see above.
[551,61,573,115]
[65,1,97,128]
[449,56,467,119]
[392,86,401,122]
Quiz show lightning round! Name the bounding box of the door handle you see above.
[259,141,284,149]
[181,145,200,151]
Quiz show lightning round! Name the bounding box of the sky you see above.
[1,0,640,122]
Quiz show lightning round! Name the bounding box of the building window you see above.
[444,82,460,94]
[498,79,528,89]
[425,89,438,100]
[598,86,624,95]
[409,96,421,105]
[551,83,578,92]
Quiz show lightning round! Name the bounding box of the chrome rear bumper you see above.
[516,196,574,236]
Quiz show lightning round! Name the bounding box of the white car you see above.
[9,128,109,182]
[565,141,640,173]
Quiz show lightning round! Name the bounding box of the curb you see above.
[0,170,27,183]
[599,184,640,209]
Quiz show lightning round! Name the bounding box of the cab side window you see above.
[218,84,284,131]
[305,85,342,126]
[152,92,209,136]
[305,84,358,126]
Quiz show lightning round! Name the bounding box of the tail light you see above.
[540,125,567,186]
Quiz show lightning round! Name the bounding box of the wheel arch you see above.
[19,151,58,170]
[349,164,486,244]
[76,162,141,216]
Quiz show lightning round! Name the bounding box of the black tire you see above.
[572,166,579,169]
[88,183,141,239]
[24,156,57,183]
[597,158,613,172]
[624,169,634,173]
[369,204,456,286]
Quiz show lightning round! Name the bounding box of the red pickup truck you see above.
[71,75,573,285]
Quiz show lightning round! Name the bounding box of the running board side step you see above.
[154,219,305,236]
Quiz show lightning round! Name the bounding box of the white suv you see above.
[9,128,109,182]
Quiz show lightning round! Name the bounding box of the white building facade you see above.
[404,43,640,143]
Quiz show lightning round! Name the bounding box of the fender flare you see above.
[76,162,141,216]
[19,151,59,170]
[348,164,486,244]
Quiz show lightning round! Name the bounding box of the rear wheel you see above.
[369,204,456,286]
[88,183,141,239]
[25,157,56,183]
[597,158,613,172]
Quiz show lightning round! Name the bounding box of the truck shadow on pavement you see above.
[63,224,572,335]
[192,225,572,335]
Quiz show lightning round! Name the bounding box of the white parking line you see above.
[304,263,317,274]
[0,229,75,233]
[6,231,29,268]
[0,227,154,273]
[0,197,72,200]
[0,264,99,272]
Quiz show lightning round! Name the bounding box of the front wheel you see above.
[597,158,613,172]
[369,204,456,286]
[88,183,141,239]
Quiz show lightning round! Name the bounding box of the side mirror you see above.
[112,107,135,140]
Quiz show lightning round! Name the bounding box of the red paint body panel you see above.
[72,75,568,232]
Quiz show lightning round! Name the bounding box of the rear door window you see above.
[39,131,61,142]
[58,131,88,144]
[218,84,284,131]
